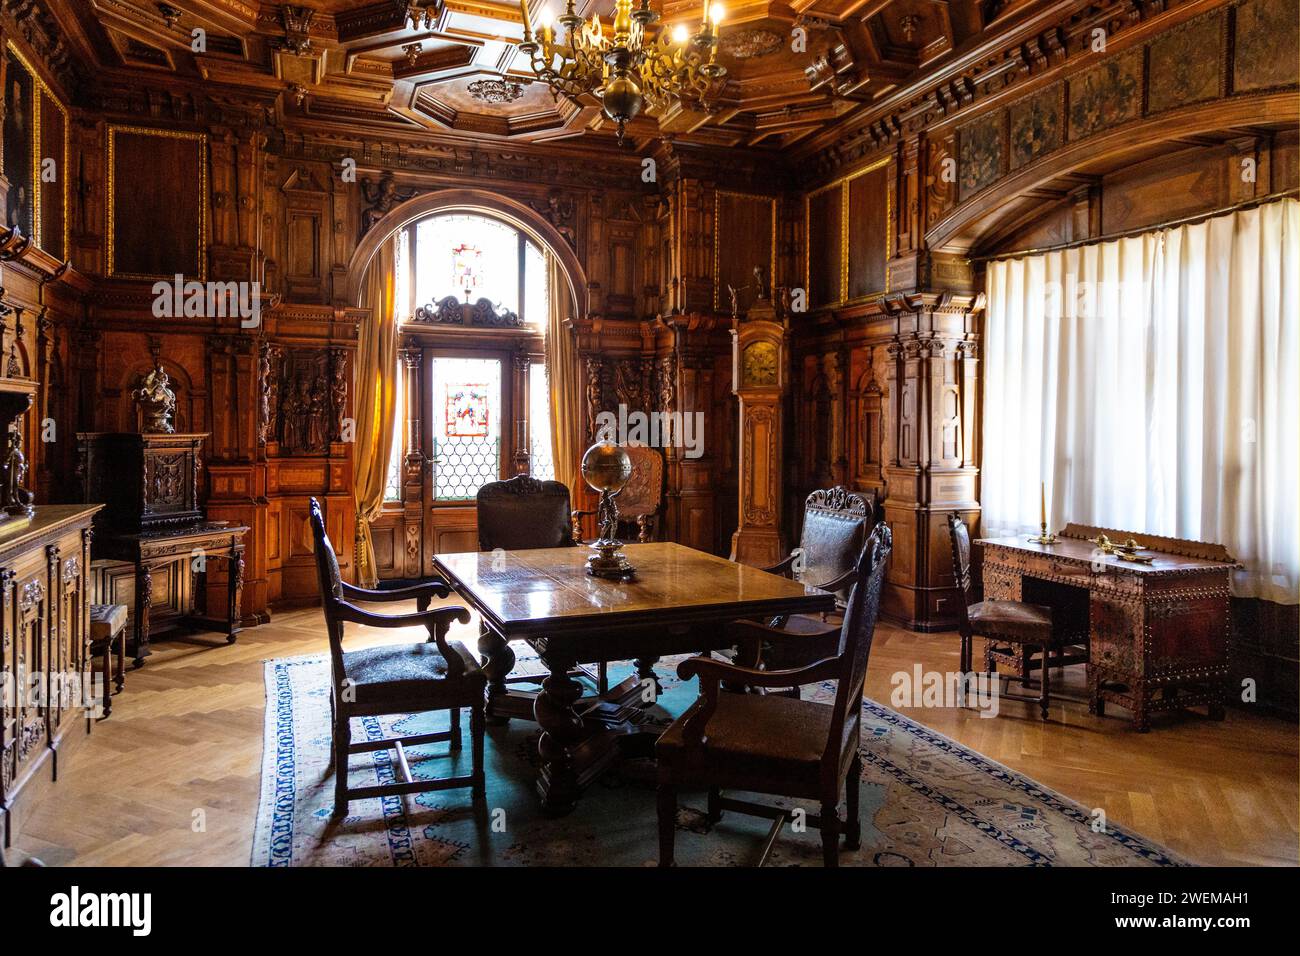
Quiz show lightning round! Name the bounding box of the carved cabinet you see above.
[0,505,100,846]
[75,432,206,533]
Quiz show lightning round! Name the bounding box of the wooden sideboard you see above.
[0,505,100,847]
[979,524,1237,732]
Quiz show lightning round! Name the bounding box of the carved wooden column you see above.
[729,296,788,567]
[879,295,982,630]
[399,340,425,578]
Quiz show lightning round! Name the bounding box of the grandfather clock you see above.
[729,290,788,567]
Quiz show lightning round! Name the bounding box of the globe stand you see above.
[585,488,636,580]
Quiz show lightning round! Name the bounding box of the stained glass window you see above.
[431,356,501,500]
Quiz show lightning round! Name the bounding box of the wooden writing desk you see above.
[434,541,835,814]
[978,524,1238,732]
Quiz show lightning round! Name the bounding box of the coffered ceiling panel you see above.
[51,0,1037,149]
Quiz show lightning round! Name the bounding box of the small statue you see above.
[360,174,416,235]
[1,428,34,517]
[330,353,348,442]
[307,380,329,451]
[753,265,767,300]
[134,364,176,434]
[597,488,621,543]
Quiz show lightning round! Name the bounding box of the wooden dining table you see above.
[433,541,836,815]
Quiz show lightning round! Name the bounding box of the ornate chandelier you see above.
[518,0,727,142]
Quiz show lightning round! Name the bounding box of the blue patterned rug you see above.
[252,651,1188,867]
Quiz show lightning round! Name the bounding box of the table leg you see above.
[478,625,515,725]
[534,650,586,816]
[133,564,152,669]
[227,549,244,643]
[634,655,662,702]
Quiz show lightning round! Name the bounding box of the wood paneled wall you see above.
[1,0,1294,709]
[787,0,1298,707]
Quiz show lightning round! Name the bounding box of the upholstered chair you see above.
[947,512,1057,719]
[656,522,892,867]
[750,487,877,686]
[309,498,486,817]
[477,474,578,551]
[570,444,666,543]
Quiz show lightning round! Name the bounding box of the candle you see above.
[520,0,533,39]
[1040,481,1046,530]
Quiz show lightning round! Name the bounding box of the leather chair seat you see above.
[342,641,484,706]
[968,600,1054,642]
[657,692,859,798]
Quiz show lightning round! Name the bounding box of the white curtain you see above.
[982,198,1299,604]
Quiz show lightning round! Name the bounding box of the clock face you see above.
[742,341,779,387]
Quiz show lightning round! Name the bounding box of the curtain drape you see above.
[982,198,1299,604]
[545,251,581,492]
[353,236,399,588]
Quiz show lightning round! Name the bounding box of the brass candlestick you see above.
[1026,521,1059,545]
[1026,481,1057,543]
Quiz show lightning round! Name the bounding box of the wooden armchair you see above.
[310,498,485,817]
[751,486,875,684]
[570,444,665,543]
[656,522,892,867]
[478,474,578,551]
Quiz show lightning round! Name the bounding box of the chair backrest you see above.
[946,512,975,636]
[308,497,348,681]
[614,444,665,519]
[476,474,575,551]
[824,521,892,765]
[796,486,871,599]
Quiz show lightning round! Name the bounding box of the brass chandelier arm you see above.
[519,0,729,140]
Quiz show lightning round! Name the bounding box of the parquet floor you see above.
[12,604,1298,867]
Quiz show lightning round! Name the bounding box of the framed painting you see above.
[106,125,208,280]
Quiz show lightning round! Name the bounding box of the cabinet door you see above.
[52,534,90,734]
[1,568,13,802]
[12,569,50,784]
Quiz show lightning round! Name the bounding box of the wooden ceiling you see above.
[52,0,1047,149]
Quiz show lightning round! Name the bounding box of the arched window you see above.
[391,212,549,325]
[382,210,558,549]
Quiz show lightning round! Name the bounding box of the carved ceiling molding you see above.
[466,78,526,105]
[0,0,86,92]
[271,130,660,192]
[719,29,784,60]
[798,0,1214,183]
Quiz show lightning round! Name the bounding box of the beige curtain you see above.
[545,252,581,492]
[983,198,1299,604]
[353,237,399,588]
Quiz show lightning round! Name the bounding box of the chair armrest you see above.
[340,578,451,606]
[674,653,843,744]
[333,603,473,676]
[442,639,481,678]
[813,567,858,596]
[725,618,839,667]
[678,654,842,690]
[763,553,797,578]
